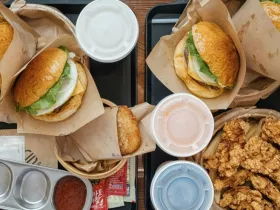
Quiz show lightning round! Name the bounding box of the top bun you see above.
[0,18,14,60]
[261,1,280,31]
[14,48,68,107]
[192,22,239,87]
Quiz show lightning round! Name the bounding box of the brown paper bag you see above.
[0,3,38,100]
[232,0,280,81]
[0,129,57,168]
[0,34,104,136]
[146,0,246,110]
[10,0,76,52]
[56,103,156,161]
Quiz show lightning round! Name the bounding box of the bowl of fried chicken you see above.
[200,107,280,210]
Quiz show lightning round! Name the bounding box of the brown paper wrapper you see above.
[9,0,78,52]
[174,0,280,108]
[225,0,280,107]
[0,34,104,136]
[196,107,280,210]
[232,0,280,81]
[146,0,246,110]
[0,3,38,100]
[56,103,156,161]
[0,129,57,168]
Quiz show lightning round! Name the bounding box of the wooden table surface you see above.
[123,0,174,209]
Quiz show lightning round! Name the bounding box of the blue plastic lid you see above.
[150,161,214,210]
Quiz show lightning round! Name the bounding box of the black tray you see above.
[144,2,280,210]
[3,1,138,210]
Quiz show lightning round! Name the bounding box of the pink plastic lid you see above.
[150,93,214,157]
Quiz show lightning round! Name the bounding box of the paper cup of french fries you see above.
[198,107,280,209]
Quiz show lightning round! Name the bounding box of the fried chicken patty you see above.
[117,106,141,155]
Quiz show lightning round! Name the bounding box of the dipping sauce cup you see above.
[150,93,214,157]
[76,0,139,63]
[150,161,214,210]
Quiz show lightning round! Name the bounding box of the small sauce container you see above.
[150,161,214,210]
[76,0,139,63]
[150,93,214,157]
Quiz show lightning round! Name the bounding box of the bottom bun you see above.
[185,74,224,99]
[174,35,223,99]
[33,62,87,122]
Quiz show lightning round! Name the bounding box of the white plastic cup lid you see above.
[150,161,214,210]
[76,0,139,63]
[150,93,214,157]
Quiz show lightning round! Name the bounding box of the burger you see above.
[13,46,87,122]
[261,1,280,31]
[174,21,239,98]
[0,15,14,88]
[0,15,13,60]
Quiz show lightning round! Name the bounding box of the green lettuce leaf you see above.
[17,61,71,115]
[59,45,69,53]
[260,0,280,3]
[186,31,218,81]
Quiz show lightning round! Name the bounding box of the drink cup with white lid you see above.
[76,0,139,63]
[150,161,214,210]
[150,93,214,157]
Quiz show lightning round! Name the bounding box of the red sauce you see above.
[54,176,87,210]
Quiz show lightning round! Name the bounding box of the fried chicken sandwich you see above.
[261,0,280,31]
[174,21,239,98]
[13,46,87,122]
[0,15,14,89]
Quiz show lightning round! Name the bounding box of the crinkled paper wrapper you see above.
[0,3,38,100]
[56,103,156,163]
[222,0,279,107]
[0,129,57,168]
[232,0,280,83]
[0,34,104,136]
[196,107,280,210]
[146,0,246,110]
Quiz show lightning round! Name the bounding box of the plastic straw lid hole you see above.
[163,177,200,209]
[165,108,204,146]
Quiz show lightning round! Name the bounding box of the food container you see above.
[150,161,214,210]
[54,99,127,180]
[0,158,92,210]
[76,0,139,63]
[150,93,214,157]
[198,107,280,210]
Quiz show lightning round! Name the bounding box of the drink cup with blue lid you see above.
[150,93,214,157]
[150,161,214,210]
[76,0,139,63]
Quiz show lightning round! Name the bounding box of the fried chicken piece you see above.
[222,118,247,144]
[219,186,273,210]
[262,117,280,146]
[214,169,252,191]
[241,136,280,185]
[250,175,280,208]
[117,106,141,155]
[204,119,247,177]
